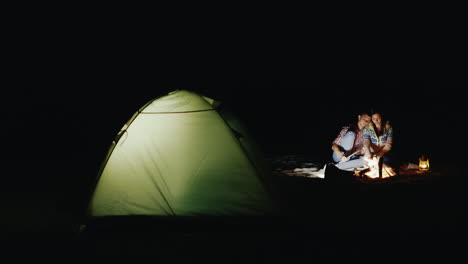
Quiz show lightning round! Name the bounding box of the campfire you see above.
[355,156,397,179]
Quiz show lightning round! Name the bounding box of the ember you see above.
[357,156,397,179]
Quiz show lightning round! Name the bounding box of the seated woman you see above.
[363,111,393,166]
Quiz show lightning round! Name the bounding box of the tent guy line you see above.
[140,109,215,114]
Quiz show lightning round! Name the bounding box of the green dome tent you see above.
[86,90,279,218]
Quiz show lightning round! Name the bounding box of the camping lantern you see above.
[419,155,430,171]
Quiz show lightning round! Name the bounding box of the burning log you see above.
[356,156,397,179]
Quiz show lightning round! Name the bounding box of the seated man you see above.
[331,111,371,170]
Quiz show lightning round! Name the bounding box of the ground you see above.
[2,155,466,261]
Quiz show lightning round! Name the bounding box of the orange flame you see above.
[361,156,397,178]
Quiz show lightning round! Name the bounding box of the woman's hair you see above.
[370,108,381,116]
[370,109,391,137]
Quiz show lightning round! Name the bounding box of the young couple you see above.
[331,109,393,171]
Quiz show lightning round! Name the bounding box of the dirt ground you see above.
[2,157,466,261]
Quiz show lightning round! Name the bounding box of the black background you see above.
[2,9,467,259]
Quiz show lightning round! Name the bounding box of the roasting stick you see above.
[338,150,361,164]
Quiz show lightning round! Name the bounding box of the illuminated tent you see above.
[87,89,279,217]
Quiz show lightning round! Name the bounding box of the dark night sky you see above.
[5,12,464,172]
[5,4,465,169]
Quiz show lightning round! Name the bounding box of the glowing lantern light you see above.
[419,155,430,171]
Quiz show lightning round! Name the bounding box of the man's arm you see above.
[331,143,345,159]
[332,143,352,163]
